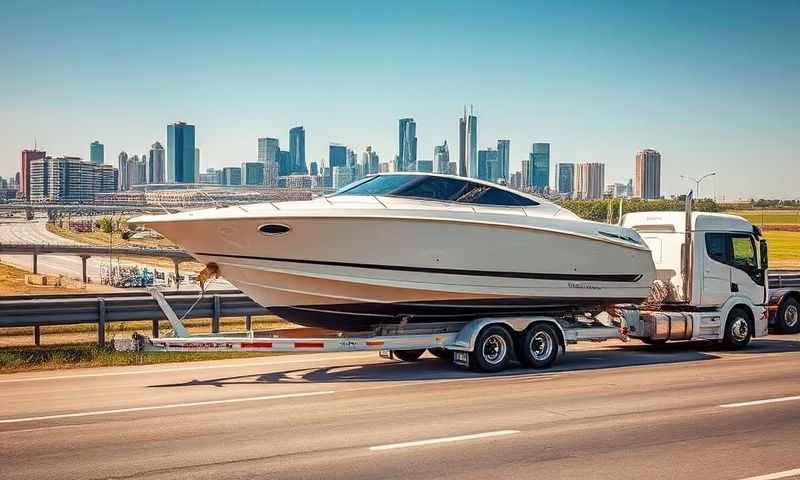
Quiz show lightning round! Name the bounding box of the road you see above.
[2,336,800,480]
[0,218,230,289]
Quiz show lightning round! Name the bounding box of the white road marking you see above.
[0,390,334,425]
[720,395,800,409]
[369,430,519,451]
[737,467,800,480]
[0,354,378,383]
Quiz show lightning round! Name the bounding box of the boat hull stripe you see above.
[194,252,643,283]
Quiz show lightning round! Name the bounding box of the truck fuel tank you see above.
[626,310,694,341]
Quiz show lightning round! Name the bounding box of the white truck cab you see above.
[621,211,769,346]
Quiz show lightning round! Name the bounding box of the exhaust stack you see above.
[682,191,694,303]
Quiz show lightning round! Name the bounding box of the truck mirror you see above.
[760,240,769,270]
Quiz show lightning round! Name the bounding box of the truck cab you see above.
[621,211,769,345]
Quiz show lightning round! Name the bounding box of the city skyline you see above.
[0,1,797,199]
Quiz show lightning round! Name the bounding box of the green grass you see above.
[763,231,800,269]
[729,210,800,225]
[0,344,284,374]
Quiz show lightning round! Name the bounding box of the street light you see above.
[680,172,716,199]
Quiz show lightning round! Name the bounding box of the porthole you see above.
[258,224,291,236]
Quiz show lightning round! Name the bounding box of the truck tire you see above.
[392,349,425,362]
[775,298,800,334]
[519,324,560,369]
[428,348,454,361]
[722,307,752,350]
[470,326,514,373]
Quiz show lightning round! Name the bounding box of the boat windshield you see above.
[334,174,539,207]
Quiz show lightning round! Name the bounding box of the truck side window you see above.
[731,235,757,272]
[705,233,728,264]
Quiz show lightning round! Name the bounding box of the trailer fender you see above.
[446,316,567,353]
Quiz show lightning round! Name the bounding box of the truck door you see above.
[702,232,732,306]
[729,233,766,304]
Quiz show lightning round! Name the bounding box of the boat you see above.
[129,173,656,331]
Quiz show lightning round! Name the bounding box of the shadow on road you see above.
[149,337,799,389]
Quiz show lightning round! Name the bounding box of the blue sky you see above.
[1,0,798,199]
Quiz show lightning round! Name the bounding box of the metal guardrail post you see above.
[152,320,159,338]
[212,295,221,333]
[34,325,40,346]
[245,315,252,331]
[81,256,89,283]
[32,253,38,274]
[97,298,106,346]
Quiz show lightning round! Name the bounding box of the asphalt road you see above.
[2,336,800,480]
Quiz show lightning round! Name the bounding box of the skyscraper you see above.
[496,140,510,181]
[477,149,498,181]
[309,161,319,177]
[90,141,104,165]
[118,151,129,190]
[258,137,280,164]
[289,126,307,174]
[466,108,478,178]
[194,148,200,183]
[434,141,449,174]
[554,163,575,197]
[530,143,550,192]
[363,146,379,175]
[148,141,165,184]
[241,162,265,186]
[458,115,467,177]
[398,118,417,172]
[166,121,196,183]
[278,150,292,176]
[634,148,662,199]
[575,162,605,199]
[222,167,242,186]
[20,149,46,200]
[329,144,347,168]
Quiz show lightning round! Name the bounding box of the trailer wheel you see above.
[722,307,752,350]
[392,349,425,362]
[776,298,800,334]
[428,348,453,361]
[519,324,560,369]
[470,326,513,373]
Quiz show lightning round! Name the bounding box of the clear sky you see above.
[1,0,798,200]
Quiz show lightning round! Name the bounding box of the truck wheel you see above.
[519,324,560,369]
[470,326,513,373]
[722,307,752,350]
[392,349,425,362]
[776,298,800,334]
[428,348,453,361]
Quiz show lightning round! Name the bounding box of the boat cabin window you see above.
[335,174,538,206]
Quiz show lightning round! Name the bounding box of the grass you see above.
[763,231,800,269]
[0,261,112,295]
[0,344,283,374]
[728,210,800,226]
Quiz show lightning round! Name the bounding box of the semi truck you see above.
[118,204,775,373]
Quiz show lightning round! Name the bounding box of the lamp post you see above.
[680,172,716,199]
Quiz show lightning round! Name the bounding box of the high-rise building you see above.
[241,162,265,186]
[277,150,292,176]
[148,142,165,184]
[458,115,467,177]
[90,141,104,165]
[118,151,129,190]
[496,140,510,181]
[332,166,353,189]
[20,149,46,200]
[477,149,498,181]
[309,161,319,177]
[521,159,531,188]
[634,148,662,199]
[434,141,449,174]
[530,143,550,192]
[447,162,458,175]
[167,121,196,183]
[258,137,280,164]
[289,126,307,174]
[222,167,242,186]
[466,108,478,178]
[416,160,433,173]
[199,168,222,185]
[28,156,117,202]
[575,162,605,200]
[329,144,347,168]
[127,155,146,188]
[362,146,379,175]
[554,163,575,197]
[194,148,200,183]
[398,118,417,172]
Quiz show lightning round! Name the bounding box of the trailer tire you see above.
[776,298,800,334]
[470,326,513,373]
[428,348,453,361]
[392,349,425,362]
[722,307,752,350]
[519,324,560,369]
